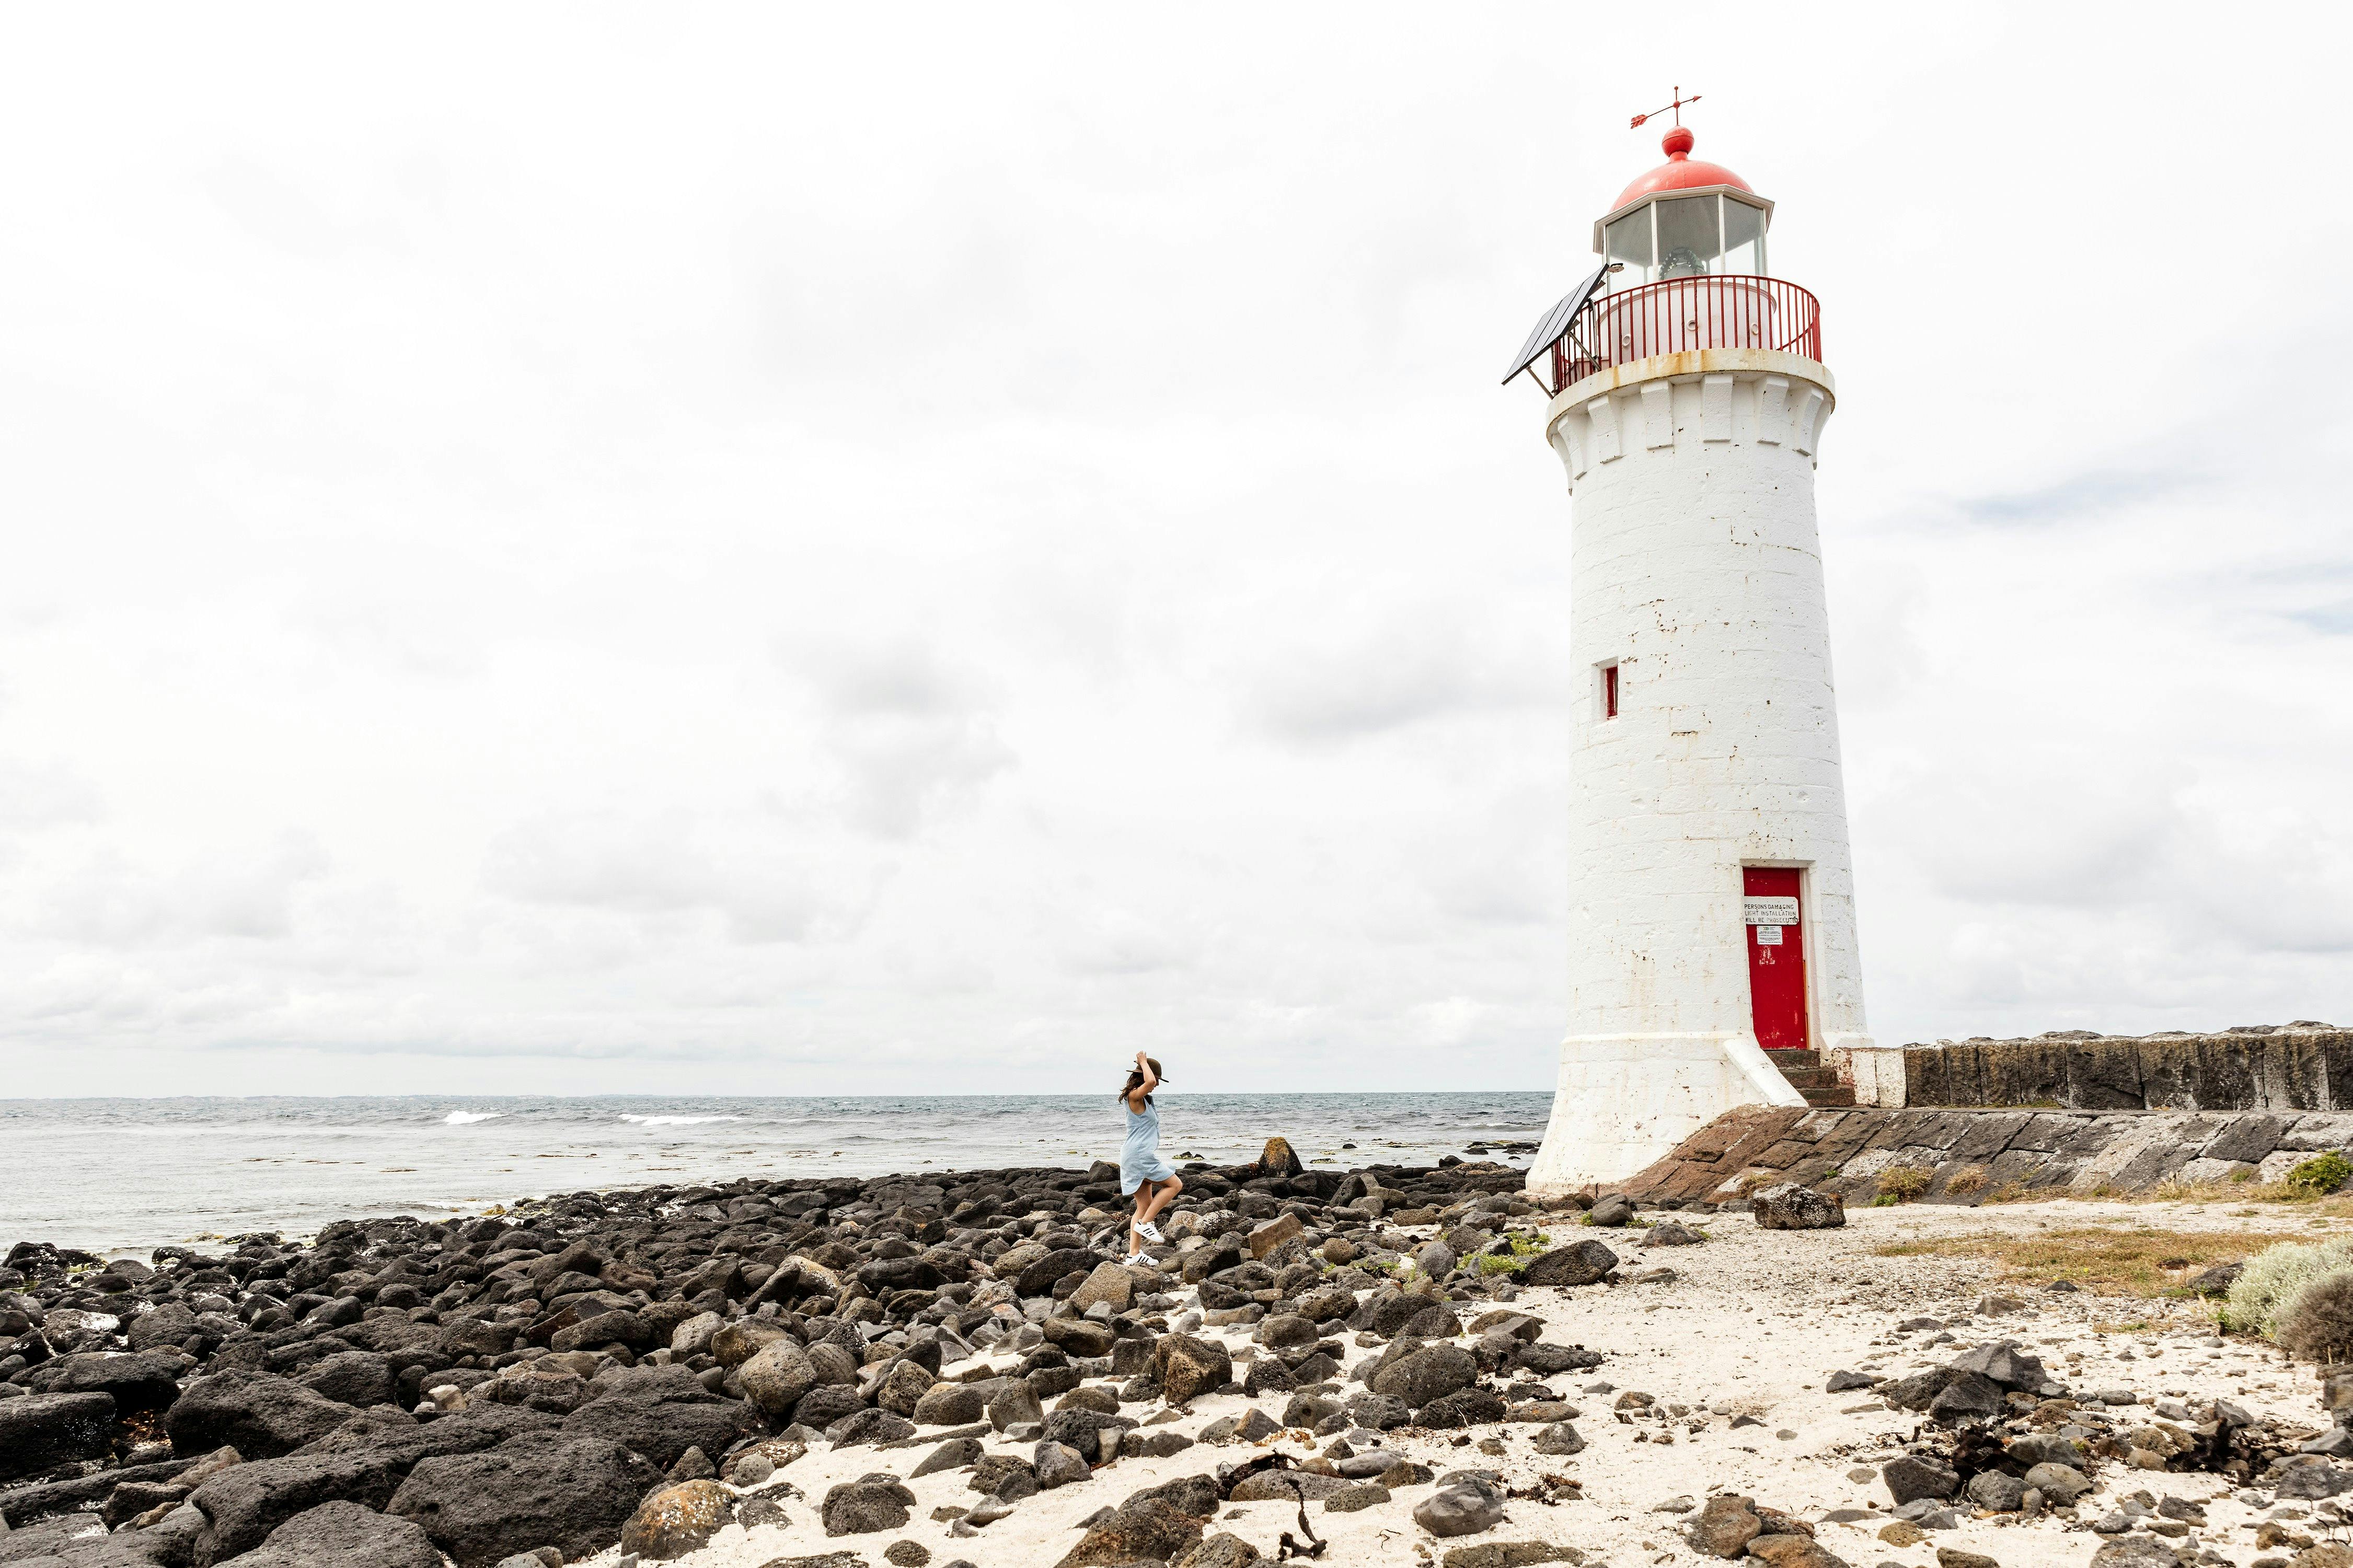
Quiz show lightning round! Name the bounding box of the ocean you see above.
[0,1092,1551,1259]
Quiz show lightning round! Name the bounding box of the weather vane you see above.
[1630,87,1700,131]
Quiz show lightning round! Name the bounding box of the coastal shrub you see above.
[1945,1166,1989,1197]
[1877,1165,1933,1203]
[2275,1271,2353,1363]
[2222,1235,2353,1335]
[2287,1154,2353,1198]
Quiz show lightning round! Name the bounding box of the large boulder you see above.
[1949,1340,2051,1391]
[709,1318,794,1369]
[912,1381,986,1426]
[1689,1495,1762,1558]
[1247,1214,1304,1260]
[125,1302,199,1352]
[1153,1333,1232,1406]
[668,1310,726,1358]
[295,1402,559,1473]
[549,1309,652,1355]
[909,1436,987,1478]
[1750,1183,1846,1230]
[1881,1454,1959,1505]
[1371,1344,1479,1410]
[1519,1240,1618,1287]
[386,1432,661,1567]
[1014,1248,1092,1299]
[822,1475,917,1536]
[1042,1408,1136,1465]
[1417,1386,1508,1428]
[1254,1315,1319,1351]
[1068,1262,1137,1314]
[432,1319,514,1362]
[792,1383,867,1431]
[25,1350,188,1413]
[1041,1318,1115,1358]
[1255,1136,1306,1178]
[559,1366,758,1469]
[619,1479,737,1561]
[874,1360,937,1416]
[1413,1478,1505,1538]
[1056,1495,1208,1567]
[737,1340,818,1416]
[1927,1371,2005,1423]
[0,1391,115,1481]
[167,1372,353,1460]
[212,1499,442,1568]
[188,1449,409,1563]
[297,1352,395,1410]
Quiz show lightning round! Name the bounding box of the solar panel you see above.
[1501,264,1609,387]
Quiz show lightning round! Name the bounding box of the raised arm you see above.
[1130,1050,1158,1107]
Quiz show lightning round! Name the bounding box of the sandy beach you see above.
[565,1195,2332,1568]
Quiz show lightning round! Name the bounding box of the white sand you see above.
[580,1198,2347,1568]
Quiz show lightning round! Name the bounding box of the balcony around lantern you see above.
[1537,273,1823,399]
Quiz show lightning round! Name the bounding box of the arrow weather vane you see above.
[1630,87,1700,130]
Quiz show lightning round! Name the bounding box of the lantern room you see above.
[1501,122,1820,399]
[1592,125,1772,288]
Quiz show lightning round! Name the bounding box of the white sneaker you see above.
[1137,1221,1164,1245]
[1123,1251,1149,1267]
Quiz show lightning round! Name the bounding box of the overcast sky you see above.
[3,5,2347,1099]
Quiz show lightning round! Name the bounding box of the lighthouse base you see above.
[1525,1032,1808,1197]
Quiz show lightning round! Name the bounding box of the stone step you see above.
[1800,1085,1856,1108]
[1769,1049,1824,1069]
[1776,1068,1841,1090]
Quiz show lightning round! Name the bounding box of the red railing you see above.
[1545,275,1821,396]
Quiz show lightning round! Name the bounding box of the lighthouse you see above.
[1503,113,1873,1194]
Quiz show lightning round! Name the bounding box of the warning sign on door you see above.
[1755,925,1784,945]
[1744,896,1800,926]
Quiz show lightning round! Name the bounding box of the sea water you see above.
[0,1093,1549,1257]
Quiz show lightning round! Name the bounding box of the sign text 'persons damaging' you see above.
[1743,896,1800,926]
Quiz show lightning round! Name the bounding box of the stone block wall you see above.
[1600,1102,2353,1211]
[1890,1025,2353,1111]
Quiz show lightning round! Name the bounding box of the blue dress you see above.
[1121,1098,1174,1195]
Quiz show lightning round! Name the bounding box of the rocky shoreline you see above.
[4,1142,2348,1568]
[0,1140,1565,1565]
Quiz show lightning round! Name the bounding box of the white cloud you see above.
[0,4,2348,1095]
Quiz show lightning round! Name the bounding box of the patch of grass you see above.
[1869,1193,1900,1208]
[1984,1181,2033,1204]
[1872,1226,2328,1297]
[1877,1165,1933,1202]
[1470,1234,1547,1274]
[1946,1166,1989,1197]
[2289,1155,2353,1197]
[2147,1177,2348,1206]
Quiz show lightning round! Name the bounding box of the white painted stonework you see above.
[1526,345,1873,1196]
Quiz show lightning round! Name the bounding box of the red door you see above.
[1743,867,1808,1051]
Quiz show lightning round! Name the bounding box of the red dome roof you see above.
[1612,125,1753,212]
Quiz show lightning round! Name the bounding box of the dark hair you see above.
[1120,1057,1167,1108]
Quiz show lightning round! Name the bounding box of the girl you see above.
[1120,1050,1182,1265]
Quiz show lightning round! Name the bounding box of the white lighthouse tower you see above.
[1503,112,1873,1194]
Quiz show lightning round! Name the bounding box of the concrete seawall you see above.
[1599,1101,2353,1210]
[1835,1024,2353,1111]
